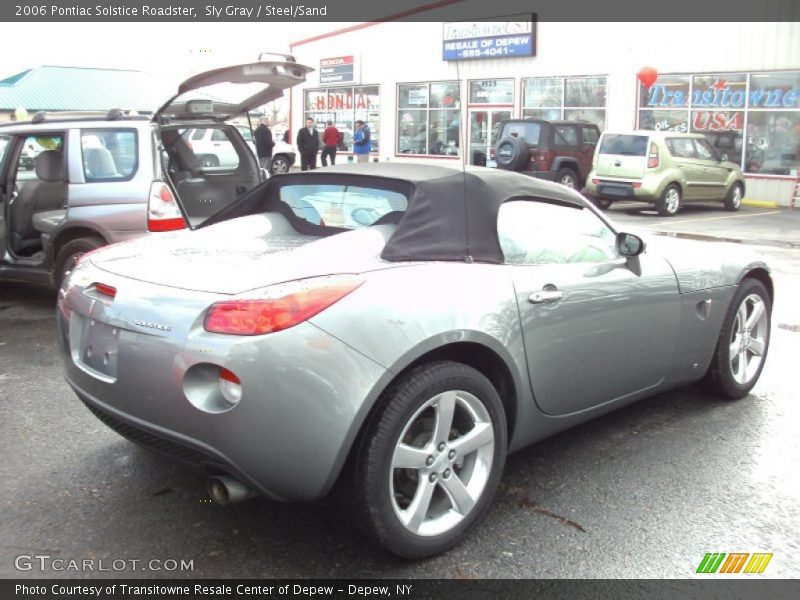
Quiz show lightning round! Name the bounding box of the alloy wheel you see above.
[389,390,494,537]
[729,293,768,385]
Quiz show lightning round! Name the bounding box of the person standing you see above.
[321,121,341,167]
[353,120,372,163]
[253,117,275,171]
[297,118,320,171]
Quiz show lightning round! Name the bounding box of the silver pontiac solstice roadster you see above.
[57,163,772,558]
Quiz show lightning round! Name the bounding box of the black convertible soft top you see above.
[203,162,588,264]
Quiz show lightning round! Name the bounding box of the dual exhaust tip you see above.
[207,475,255,505]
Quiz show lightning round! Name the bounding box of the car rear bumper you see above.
[584,177,660,203]
[56,270,387,501]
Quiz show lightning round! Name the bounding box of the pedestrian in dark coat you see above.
[254,118,275,170]
[296,118,320,171]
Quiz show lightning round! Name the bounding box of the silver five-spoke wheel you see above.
[729,293,768,385]
[350,361,506,558]
[390,390,494,536]
[701,278,771,399]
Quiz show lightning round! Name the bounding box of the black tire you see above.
[657,184,682,216]
[592,196,612,210]
[724,182,743,212]
[555,167,579,190]
[54,236,104,289]
[494,136,528,171]
[200,155,219,168]
[699,278,771,399]
[270,155,291,174]
[349,361,507,558]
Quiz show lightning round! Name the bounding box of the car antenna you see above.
[455,58,472,264]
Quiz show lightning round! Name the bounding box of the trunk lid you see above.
[154,59,314,123]
[89,214,399,295]
[595,133,649,179]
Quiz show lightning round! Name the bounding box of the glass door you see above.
[469,109,511,166]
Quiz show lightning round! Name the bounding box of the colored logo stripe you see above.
[744,553,773,574]
[696,552,773,574]
[719,553,749,573]
[697,553,726,573]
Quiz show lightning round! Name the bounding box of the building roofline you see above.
[288,0,463,49]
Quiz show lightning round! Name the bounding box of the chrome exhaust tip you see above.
[207,475,254,505]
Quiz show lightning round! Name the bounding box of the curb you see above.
[742,199,779,208]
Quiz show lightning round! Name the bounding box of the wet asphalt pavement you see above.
[1,204,798,579]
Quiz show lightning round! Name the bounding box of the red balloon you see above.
[637,67,658,89]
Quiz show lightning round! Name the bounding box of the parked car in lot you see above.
[584,131,746,215]
[58,163,772,558]
[0,58,312,287]
[489,119,600,190]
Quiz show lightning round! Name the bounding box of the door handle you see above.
[528,289,566,304]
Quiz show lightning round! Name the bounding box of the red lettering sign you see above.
[692,111,743,132]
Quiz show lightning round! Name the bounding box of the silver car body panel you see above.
[57,208,769,501]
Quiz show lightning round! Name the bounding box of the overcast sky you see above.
[0,22,334,84]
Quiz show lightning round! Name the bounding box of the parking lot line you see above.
[650,210,780,226]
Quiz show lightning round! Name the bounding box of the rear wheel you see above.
[556,167,579,190]
[700,278,771,399]
[724,183,743,211]
[591,196,612,210]
[54,236,104,289]
[657,184,681,216]
[350,361,507,558]
[270,155,291,174]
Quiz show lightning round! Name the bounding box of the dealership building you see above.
[288,20,800,206]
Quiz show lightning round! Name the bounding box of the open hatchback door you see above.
[151,58,313,229]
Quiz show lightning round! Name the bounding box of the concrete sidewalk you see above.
[606,203,800,249]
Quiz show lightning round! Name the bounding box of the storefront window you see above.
[304,85,380,153]
[746,111,800,175]
[397,81,461,156]
[638,71,800,175]
[522,76,606,129]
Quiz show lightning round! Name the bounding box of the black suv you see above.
[491,119,600,190]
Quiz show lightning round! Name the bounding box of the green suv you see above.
[584,131,746,216]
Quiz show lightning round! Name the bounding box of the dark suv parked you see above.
[491,119,600,190]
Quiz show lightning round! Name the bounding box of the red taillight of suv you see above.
[535,149,554,171]
[147,181,187,232]
[648,142,659,169]
[204,275,364,336]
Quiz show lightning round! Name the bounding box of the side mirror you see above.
[616,232,645,257]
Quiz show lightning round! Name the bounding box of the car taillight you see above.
[94,283,117,298]
[648,142,659,168]
[148,181,187,232]
[536,150,553,171]
[591,178,599,184]
[204,275,364,336]
[489,147,495,159]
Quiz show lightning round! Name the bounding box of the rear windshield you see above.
[599,134,649,156]
[500,122,541,146]
[278,184,408,229]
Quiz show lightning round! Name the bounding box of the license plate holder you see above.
[77,316,119,380]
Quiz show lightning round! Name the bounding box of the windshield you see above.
[278,184,408,229]
[599,134,649,156]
